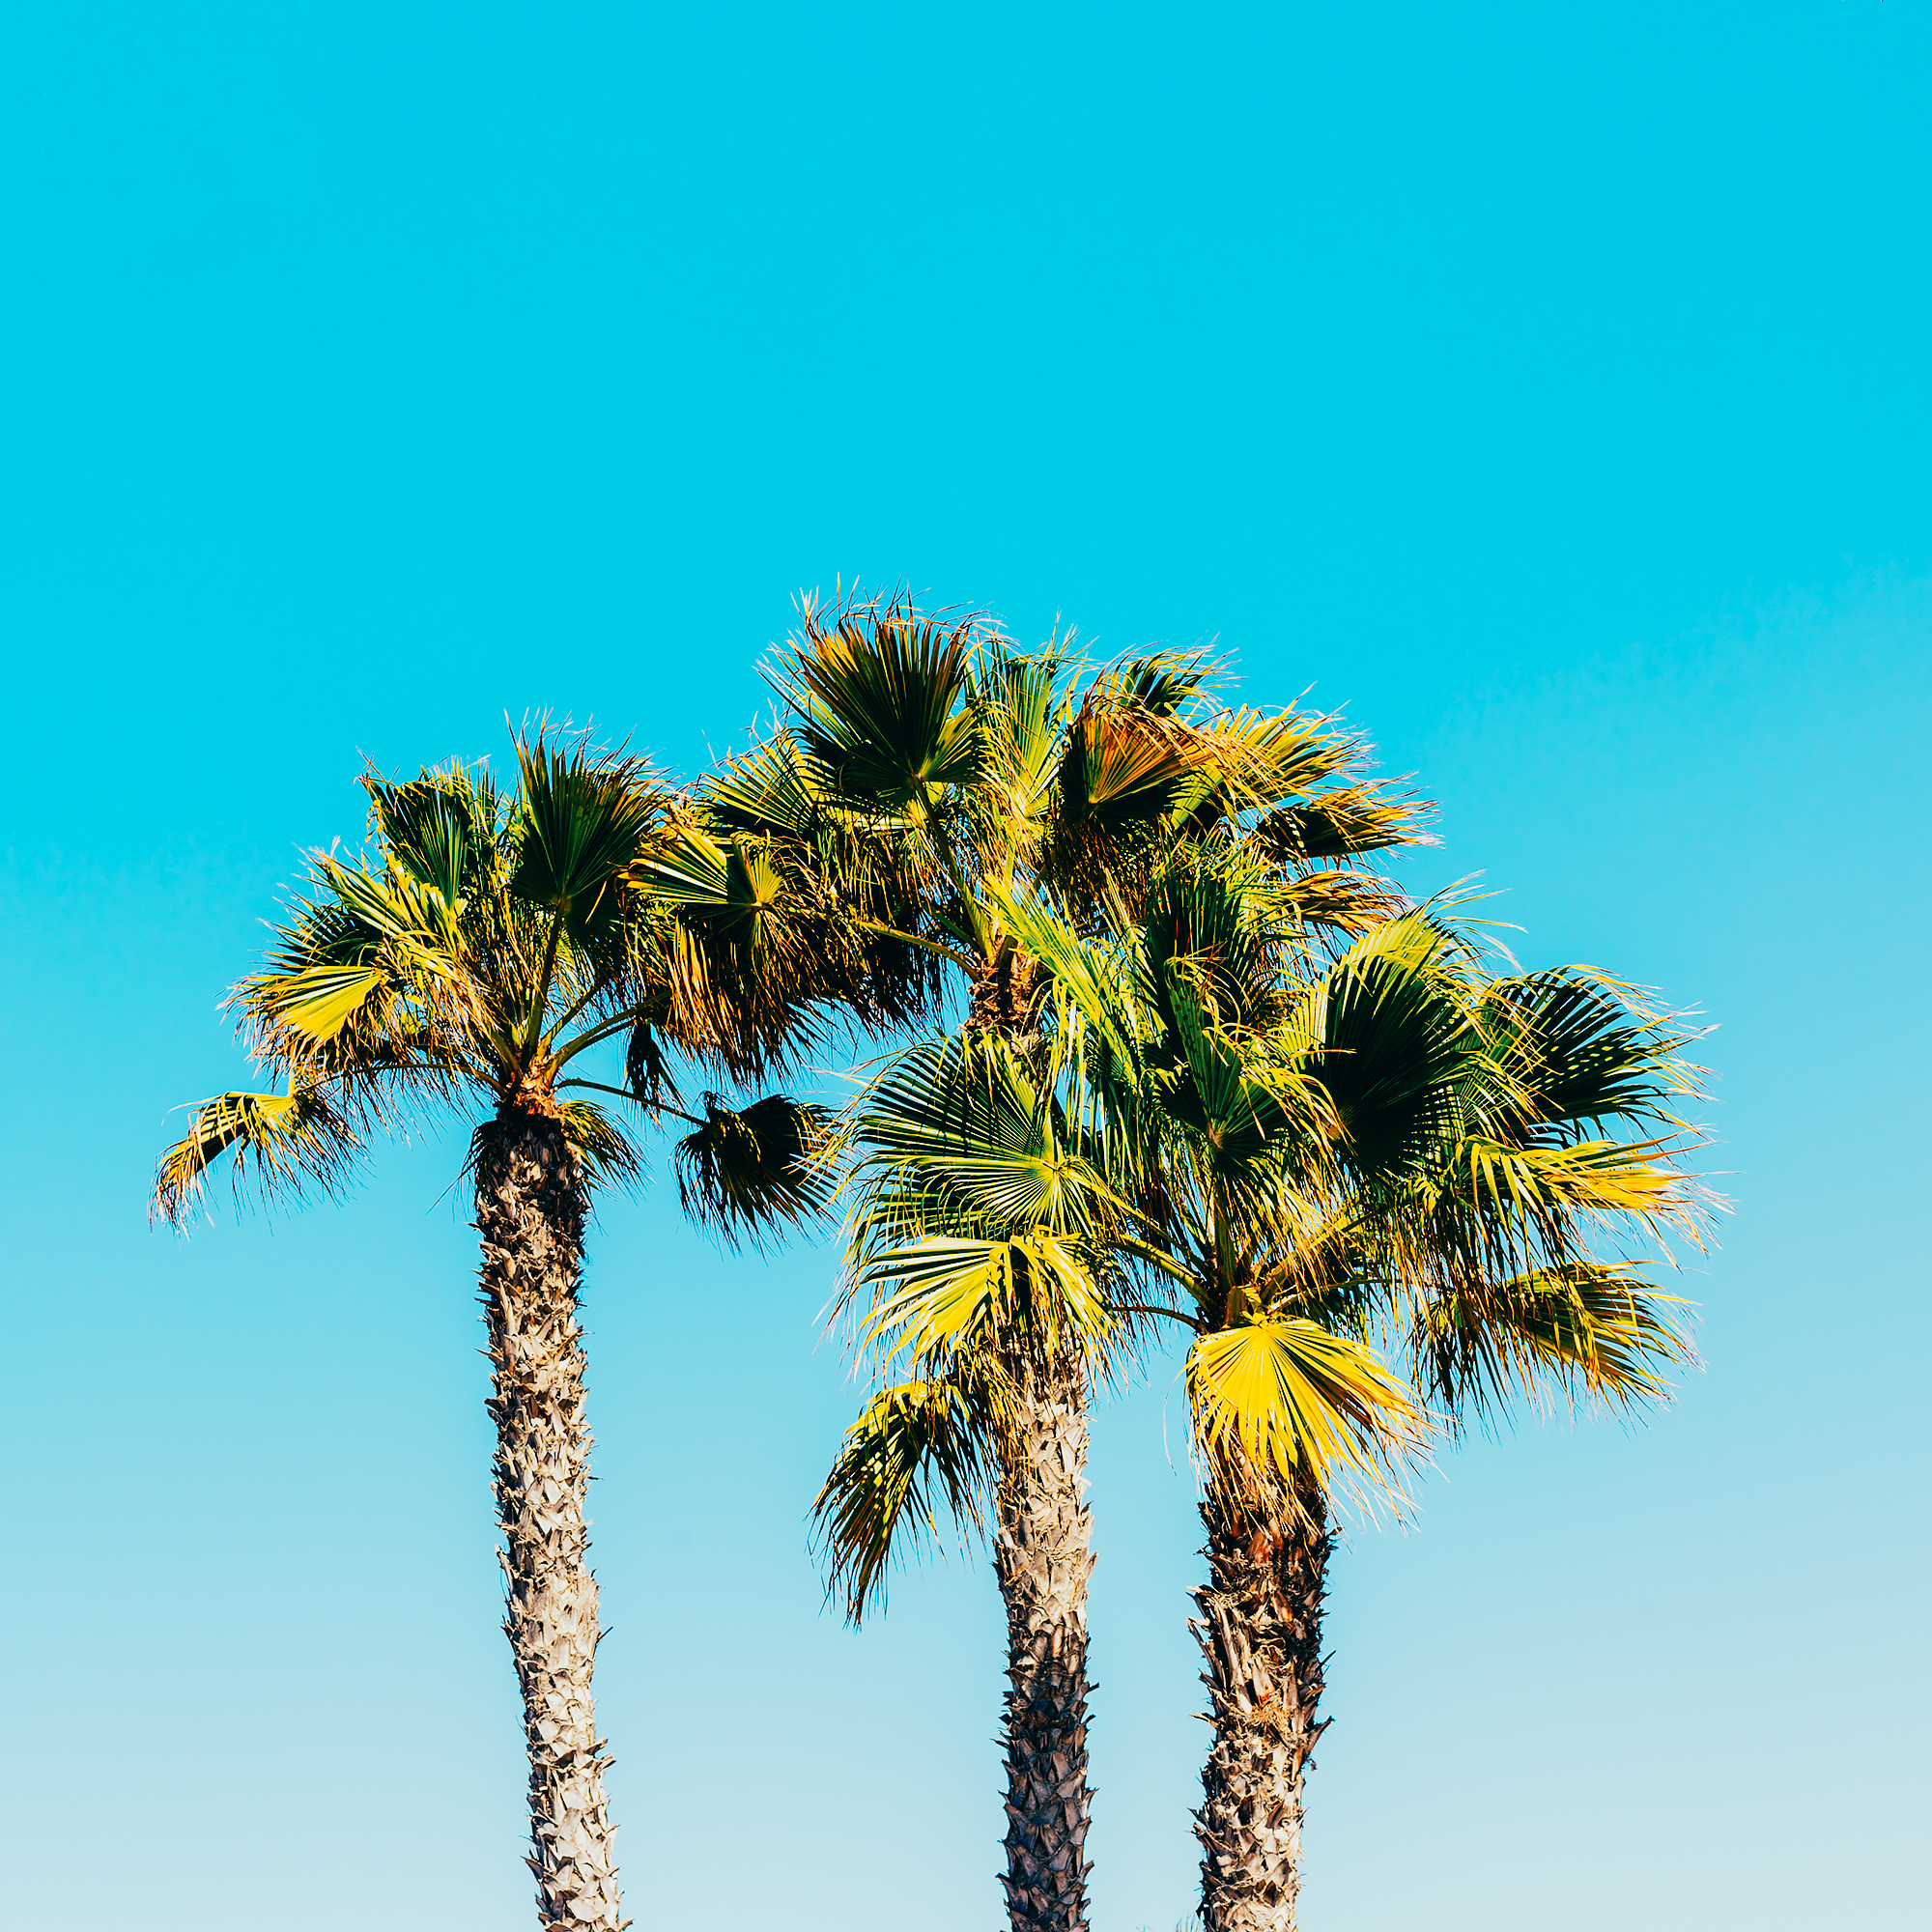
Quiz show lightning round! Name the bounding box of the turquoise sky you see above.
[3,6,1927,1928]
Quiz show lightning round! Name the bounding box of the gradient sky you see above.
[3,6,1928,1929]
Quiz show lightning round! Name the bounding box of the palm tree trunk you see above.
[475,1106,625,1932]
[992,1346,1096,1932]
[1192,1478,1331,1932]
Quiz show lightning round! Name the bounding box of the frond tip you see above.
[151,1082,360,1229]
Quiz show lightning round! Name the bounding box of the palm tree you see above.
[720,588,1425,1932]
[152,736,845,1932]
[1004,857,1706,1932]
[813,1024,1144,1931]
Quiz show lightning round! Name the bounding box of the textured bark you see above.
[475,1107,625,1932]
[993,1348,1096,1932]
[968,945,1043,1044]
[1191,1480,1331,1932]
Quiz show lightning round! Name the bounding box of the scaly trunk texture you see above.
[992,1347,1096,1932]
[475,1106,624,1932]
[968,944,1042,1044]
[1192,1479,1331,1932]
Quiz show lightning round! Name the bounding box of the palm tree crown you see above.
[826,845,1708,1932]
[154,733,833,1233]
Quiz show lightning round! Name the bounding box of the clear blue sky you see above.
[2,5,1926,1928]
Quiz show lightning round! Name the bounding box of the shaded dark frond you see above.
[511,729,668,944]
[810,1371,1000,1624]
[768,591,989,805]
[644,809,927,1071]
[1412,1261,1695,1420]
[1141,850,1287,1031]
[152,1082,360,1228]
[1481,969,1703,1138]
[1091,649,1215,719]
[623,1015,682,1113]
[1302,914,1482,1179]
[674,1093,838,1248]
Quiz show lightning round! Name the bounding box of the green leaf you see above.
[256,964,388,1042]
[861,1232,1113,1369]
[1413,1262,1694,1416]
[152,1083,359,1226]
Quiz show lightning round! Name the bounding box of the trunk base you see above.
[995,1350,1096,1932]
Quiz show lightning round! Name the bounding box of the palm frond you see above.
[511,729,666,943]
[1412,1261,1695,1419]
[769,591,988,804]
[1481,968,1704,1136]
[1186,1317,1424,1511]
[810,1372,1000,1624]
[854,1033,1123,1242]
[674,1093,838,1248]
[558,1099,645,1193]
[1252,781,1433,862]
[152,1082,359,1227]
[859,1232,1115,1371]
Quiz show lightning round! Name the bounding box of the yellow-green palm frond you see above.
[696,729,826,841]
[1251,780,1434,863]
[674,1093,838,1250]
[557,1099,645,1193]
[853,1033,1124,1244]
[1056,697,1208,832]
[1186,1317,1425,1514]
[152,1081,360,1227]
[657,916,839,1084]
[1412,1261,1695,1420]
[1268,867,1411,936]
[1442,1132,1704,1256]
[362,758,505,941]
[1082,647,1220,720]
[968,644,1074,821]
[859,1231,1116,1373]
[645,803,937,1067]
[1162,707,1351,830]
[810,1370,1002,1624]
[988,886,1152,1076]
